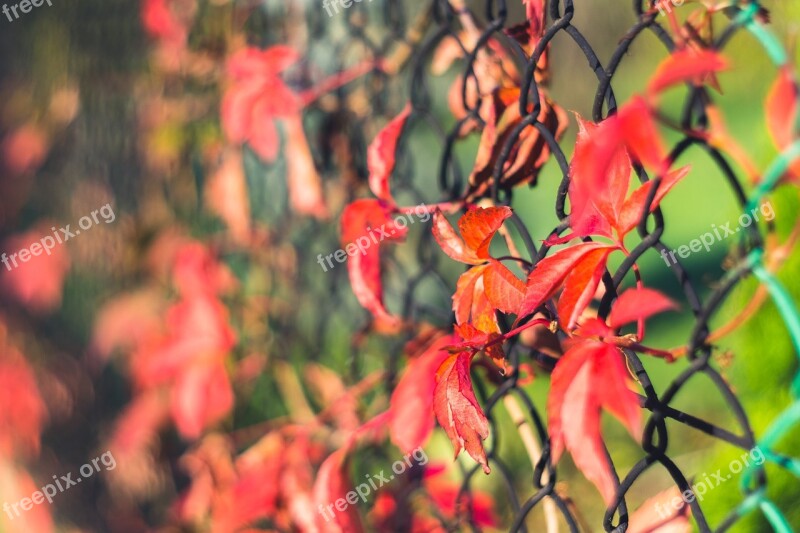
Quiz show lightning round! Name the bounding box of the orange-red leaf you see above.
[548,341,641,505]
[453,265,490,327]
[433,352,490,474]
[368,104,412,205]
[389,334,455,453]
[557,247,614,330]
[518,242,618,320]
[432,210,483,265]
[647,49,729,96]
[483,259,526,315]
[458,206,513,259]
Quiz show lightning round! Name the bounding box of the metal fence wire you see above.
[259,0,800,531]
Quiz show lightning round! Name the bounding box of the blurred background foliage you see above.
[0,0,799,530]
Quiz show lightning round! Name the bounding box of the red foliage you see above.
[0,344,47,457]
[340,199,409,333]
[388,334,455,453]
[548,340,641,505]
[0,223,70,314]
[222,46,328,218]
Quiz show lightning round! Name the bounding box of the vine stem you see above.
[503,393,559,533]
[297,59,383,107]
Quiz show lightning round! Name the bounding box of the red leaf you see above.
[483,259,526,315]
[518,242,618,320]
[0,346,47,457]
[132,294,236,389]
[221,46,302,162]
[569,115,631,237]
[567,116,627,238]
[313,449,364,533]
[557,247,614,330]
[574,317,614,339]
[647,48,729,96]
[548,341,641,505]
[433,352,490,474]
[569,101,668,239]
[432,210,483,265]
[617,166,690,238]
[458,206,513,259]
[389,334,456,453]
[141,0,188,45]
[0,223,70,314]
[608,287,677,330]
[766,67,798,149]
[618,97,668,172]
[341,200,408,333]
[368,104,412,205]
